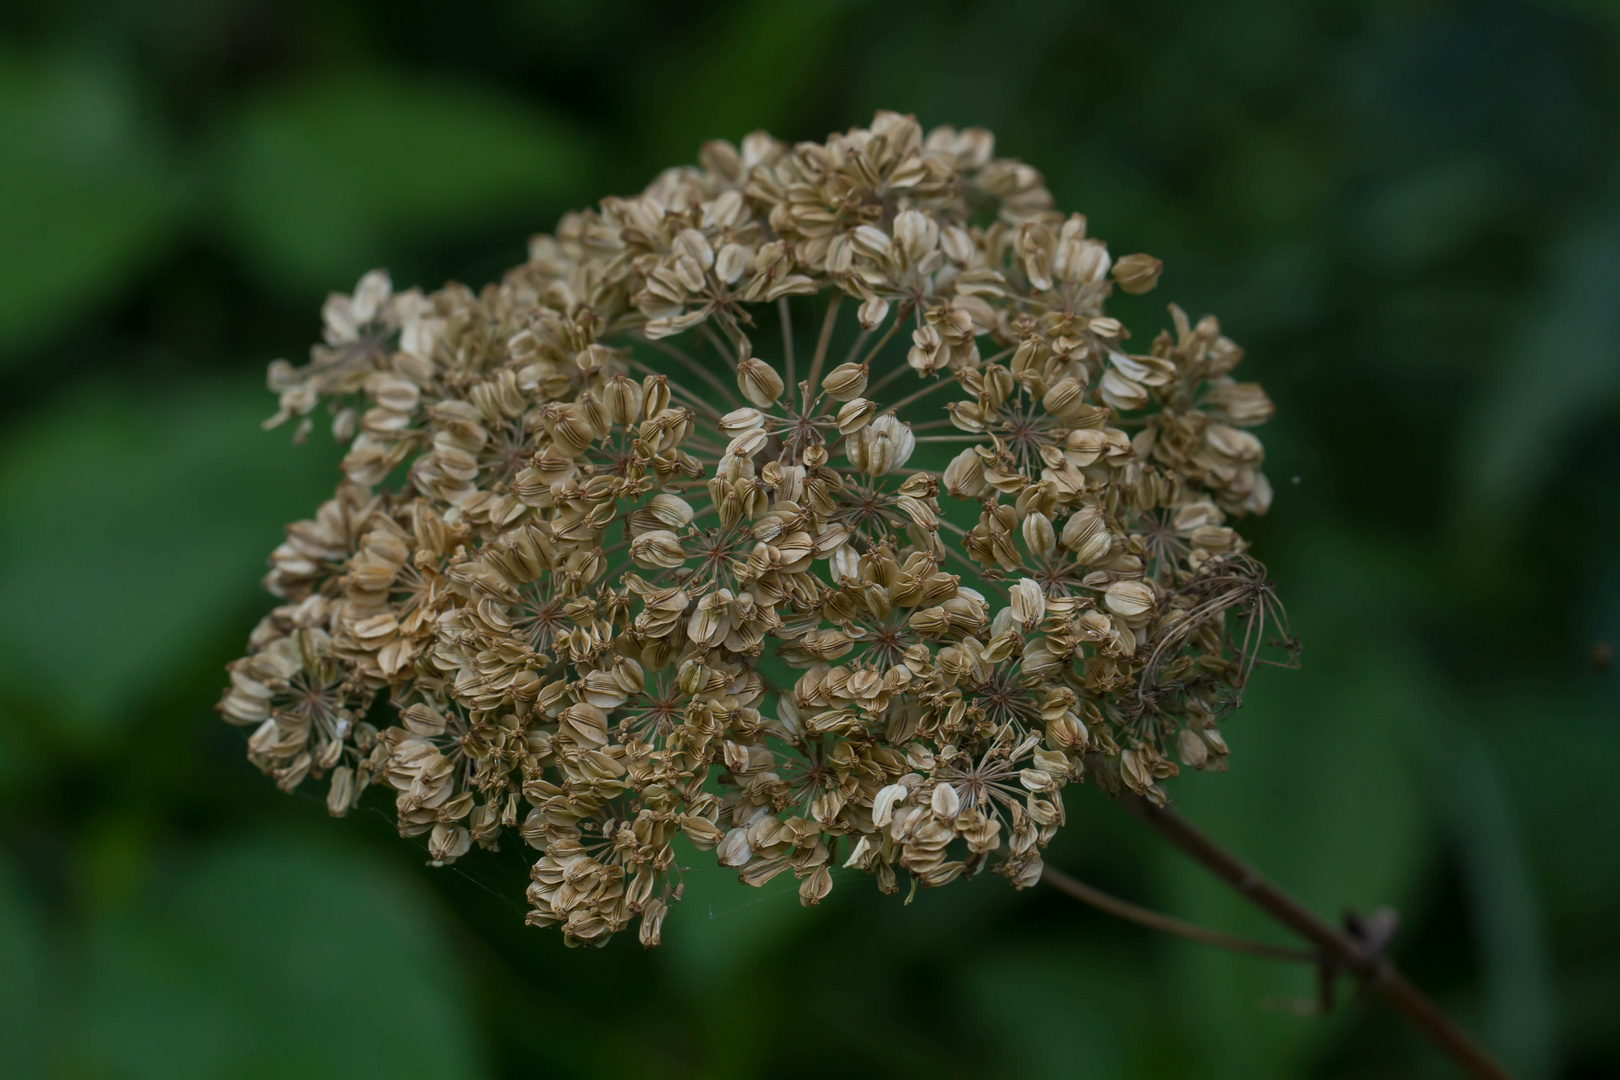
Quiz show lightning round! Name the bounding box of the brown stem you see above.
[803,293,843,404]
[1040,865,1316,964]
[938,540,1007,595]
[700,324,741,369]
[862,316,917,398]
[627,360,726,420]
[632,335,742,409]
[778,297,796,413]
[839,326,872,374]
[886,376,958,416]
[1120,794,1513,1080]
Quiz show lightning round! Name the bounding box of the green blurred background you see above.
[1,1,1616,1077]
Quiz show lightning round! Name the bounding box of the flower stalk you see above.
[1091,795,1515,1080]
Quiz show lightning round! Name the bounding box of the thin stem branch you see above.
[700,324,741,369]
[632,335,743,409]
[803,293,842,404]
[839,326,872,373]
[863,319,916,398]
[887,376,958,416]
[778,298,796,414]
[628,360,725,420]
[1040,865,1316,964]
[684,436,728,456]
[939,541,1006,595]
[1119,794,1513,1080]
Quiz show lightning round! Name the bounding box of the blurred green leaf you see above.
[0,865,47,1080]
[634,0,861,163]
[0,379,339,744]
[964,944,1169,1079]
[1457,213,1620,529]
[1354,157,1509,272]
[0,51,178,361]
[659,837,821,990]
[847,0,1079,134]
[212,71,591,292]
[1481,678,1619,1059]
[1425,715,1555,1079]
[80,835,486,1080]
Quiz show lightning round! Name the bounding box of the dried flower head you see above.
[222,111,1293,946]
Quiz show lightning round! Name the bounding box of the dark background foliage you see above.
[1,1,1616,1077]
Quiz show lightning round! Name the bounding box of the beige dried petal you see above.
[1104,579,1155,621]
[846,414,914,474]
[872,783,908,827]
[835,398,877,435]
[673,227,715,269]
[428,823,471,864]
[842,835,874,869]
[726,428,770,458]
[631,530,687,569]
[943,447,987,498]
[715,243,752,284]
[717,827,753,867]
[736,358,785,407]
[893,208,939,262]
[798,866,833,906]
[719,407,765,435]
[1009,579,1045,631]
[1178,727,1210,768]
[638,899,668,946]
[858,296,891,329]
[326,765,355,816]
[1022,511,1056,559]
[1061,506,1112,564]
[646,493,695,529]
[602,374,645,425]
[1041,376,1090,420]
[1099,368,1149,411]
[1112,252,1163,294]
[821,362,869,401]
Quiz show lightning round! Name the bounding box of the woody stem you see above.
[1116,794,1513,1080]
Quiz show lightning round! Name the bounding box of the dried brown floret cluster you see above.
[221,111,1290,947]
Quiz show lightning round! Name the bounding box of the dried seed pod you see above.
[821,362,869,401]
[737,358,785,407]
[1112,252,1163,294]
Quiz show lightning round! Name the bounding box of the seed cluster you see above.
[221,111,1288,946]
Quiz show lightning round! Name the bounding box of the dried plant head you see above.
[222,110,1286,946]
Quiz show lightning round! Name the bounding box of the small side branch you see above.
[1119,794,1513,1080]
[1040,864,1316,964]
